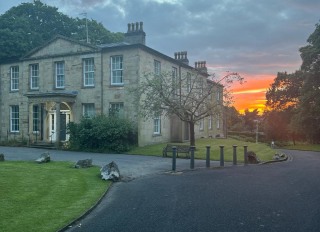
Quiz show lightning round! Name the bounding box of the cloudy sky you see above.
[1,0,319,113]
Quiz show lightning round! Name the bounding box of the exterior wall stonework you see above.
[0,34,224,146]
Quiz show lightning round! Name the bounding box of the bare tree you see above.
[130,71,243,146]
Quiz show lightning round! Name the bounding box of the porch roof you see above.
[24,91,78,103]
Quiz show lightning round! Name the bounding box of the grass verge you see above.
[0,161,110,232]
[282,144,320,152]
[129,138,276,162]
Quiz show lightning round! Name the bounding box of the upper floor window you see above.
[154,60,161,76]
[83,58,94,87]
[30,64,39,90]
[199,77,204,95]
[82,103,95,118]
[10,105,19,132]
[153,116,161,135]
[10,66,19,91]
[186,72,191,93]
[111,56,123,85]
[172,67,178,95]
[55,62,65,88]
[217,90,222,101]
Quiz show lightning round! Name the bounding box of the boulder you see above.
[247,151,260,164]
[100,161,121,181]
[74,159,92,168]
[273,154,280,160]
[273,153,286,160]
[35,152,50,163]
[0,153,4,162]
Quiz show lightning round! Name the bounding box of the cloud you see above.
[1,0,319,112]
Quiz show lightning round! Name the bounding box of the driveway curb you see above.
[57,180,114,232]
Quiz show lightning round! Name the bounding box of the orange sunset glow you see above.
[230,74,275,114]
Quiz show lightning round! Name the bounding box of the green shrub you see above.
[67,115,137,153]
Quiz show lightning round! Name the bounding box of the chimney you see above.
[195,61,208,74]
[174,51,189,65]
[124,21,146,45]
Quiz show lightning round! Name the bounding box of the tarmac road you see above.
[64,149,320,232]
[1,147,319,232]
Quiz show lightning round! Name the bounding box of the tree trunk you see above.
[189,121,195,146]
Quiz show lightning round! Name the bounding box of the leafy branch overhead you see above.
[0,0,123,62]
[129,70,244,146]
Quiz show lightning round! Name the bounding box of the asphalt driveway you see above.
[63,149,320,232]
[1,147,319,232]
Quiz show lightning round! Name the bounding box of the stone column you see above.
[55,102,61,148]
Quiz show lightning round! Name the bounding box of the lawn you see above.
[282,143,320,152]
[129,138,276,162]
[0,161,110,232]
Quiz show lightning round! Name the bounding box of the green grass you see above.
[129,138,276,162]
[0,161,110,232]
[282,143,320,152]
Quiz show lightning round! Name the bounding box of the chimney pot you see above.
[140,22,143,31]
[136,22,139,31]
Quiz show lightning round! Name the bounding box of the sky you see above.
[1,0,319,114]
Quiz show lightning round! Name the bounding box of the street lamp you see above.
[254,119,259,144]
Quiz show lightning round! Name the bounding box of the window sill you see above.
[152,134,162,137]
[111,84,124,87]
[82,86,95,89]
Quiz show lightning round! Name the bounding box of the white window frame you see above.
[82,103,95,118]
[55,61,65,88]
[10,66,19,91]
[208,115,212,130]
[217,90,221,101]
[172,67,178,95]
[186,72,191,93]
[154,60,161,76]
[10,105,19,132]
[217,115,221,129]
[111,56,123,85]
[109,102,124,117]
[30,64,39,90]
[33,105,40,133]
[199,118,204,131]
[83,58,94,87]
[153,116,161,135]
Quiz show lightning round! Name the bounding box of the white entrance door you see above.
[49,111,70,142]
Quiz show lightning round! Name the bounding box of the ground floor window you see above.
[153,116,161,135]
[109,102,124,117]
[208,115,212,130]
[82,103,95,118]
[33,105,40,133]
[199,118,204,131]
[10,105,19,132]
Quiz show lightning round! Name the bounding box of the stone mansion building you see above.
[0,22,224,147]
